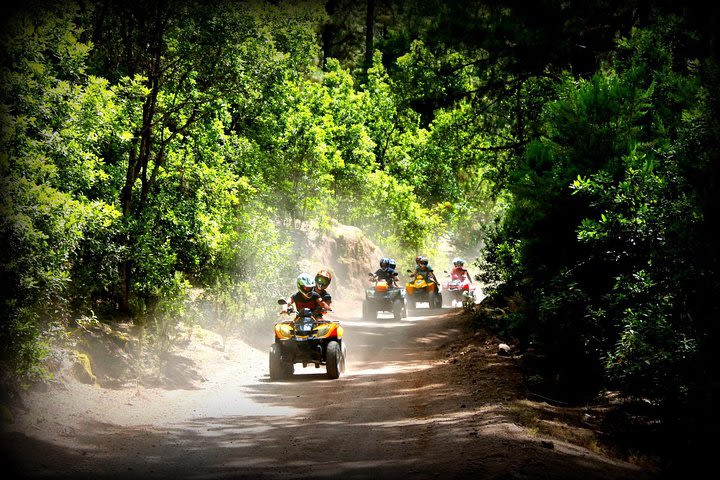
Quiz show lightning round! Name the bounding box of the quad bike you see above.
[362,276,407,321]
[269,299,346,380]
[405,272,443,312]
[442,273,477,309]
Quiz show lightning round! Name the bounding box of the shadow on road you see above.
[1,308,657,480]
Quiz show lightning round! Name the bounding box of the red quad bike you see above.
[269,299,346,380]
[442,272,477,309]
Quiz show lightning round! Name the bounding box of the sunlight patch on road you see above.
[341,319,413,328]
[320,458,423,475]
[279,458,419,471]
[345,362,433,376]
[355,409,480,428]
[396,382,446,394]
[196,422,276,438]
[162,387,306,422]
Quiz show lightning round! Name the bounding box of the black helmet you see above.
[380,257,390,268]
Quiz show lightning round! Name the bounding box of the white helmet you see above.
[297,273,315,298]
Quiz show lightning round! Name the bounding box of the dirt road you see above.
[1,303,657,479]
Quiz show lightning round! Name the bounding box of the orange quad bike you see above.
[269,299,346,380]
[362,275,407,321]
[405,271,443,313]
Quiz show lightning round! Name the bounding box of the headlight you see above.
[275,323,293,339]
[314,324,334,338]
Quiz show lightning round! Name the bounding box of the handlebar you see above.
[279,307,333,315]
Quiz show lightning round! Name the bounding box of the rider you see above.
[282,273,331,315]
[313,269,333,306]
[387,258,398,275]
[372,257,399,288]
[387,258,400,287]
[450,258,473,283]
[412,256,438,285]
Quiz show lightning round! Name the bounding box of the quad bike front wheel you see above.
[269,344,293,380]
[407,298,417,314]
[326,341,343,379]
[392,300,404,320]
[442,292,452,307]
[432,292,443,309]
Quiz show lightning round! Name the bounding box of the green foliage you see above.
[481,9,718,421]
[0,1,449,378]
[0,4,122,376]
[3,7,717,460]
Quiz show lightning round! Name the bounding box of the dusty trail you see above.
[1,302,656,480]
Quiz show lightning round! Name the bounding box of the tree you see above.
[0,2,121,375]
[82,0,324,312]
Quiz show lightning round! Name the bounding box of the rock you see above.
[541,440,554,449]
[0,404,14,424]
[72,352,97,385]
[497,343,511,356]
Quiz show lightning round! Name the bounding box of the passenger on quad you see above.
[412,256,438,285]
[371,258,399,288]
[411,255,429,275]
[282,273,331,316]
[313,269,333,306]
[388,258,398,284]
[450,258,473,284]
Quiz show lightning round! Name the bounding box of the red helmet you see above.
[315,269,332,289]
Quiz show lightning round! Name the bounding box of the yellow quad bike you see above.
[405,271,443,312]
[270,299,346,380]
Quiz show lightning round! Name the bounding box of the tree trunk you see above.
[365,0,375,72]
[117,5,165,314]
[322,0,339,69]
